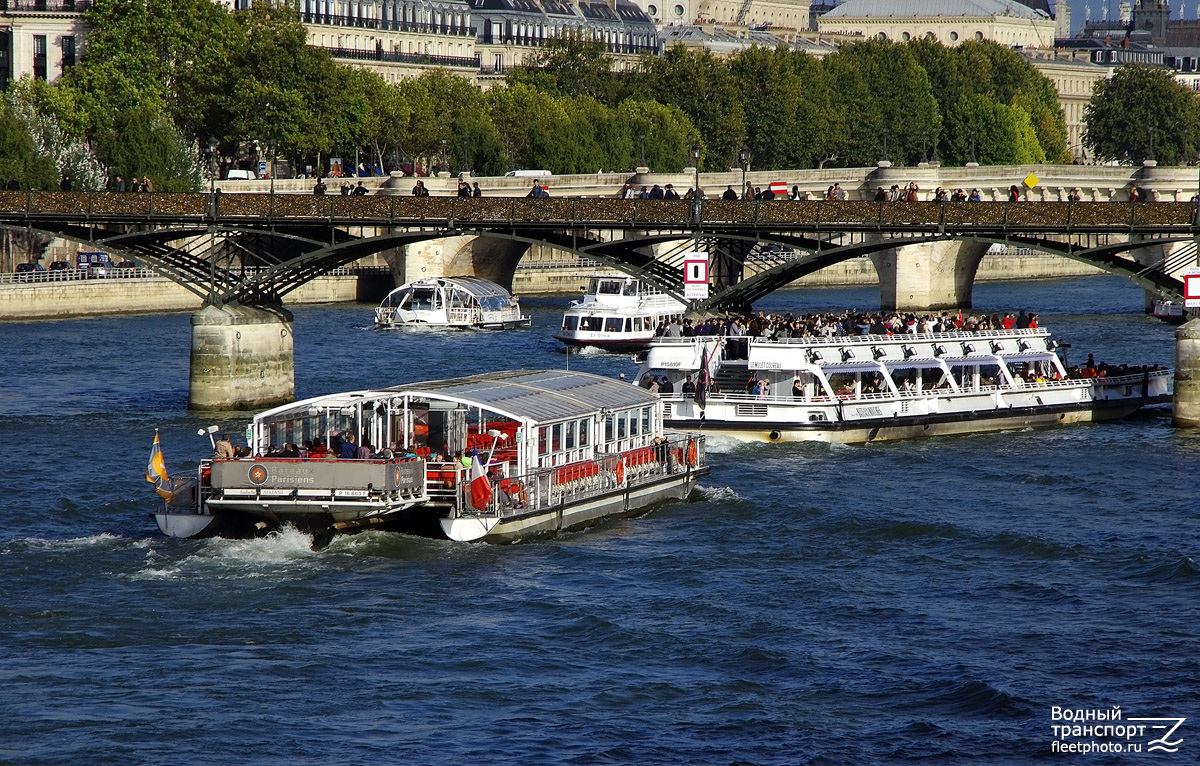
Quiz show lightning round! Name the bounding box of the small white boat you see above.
[1152,300,1188,324]
[154,370,707,544]
[375,276,530,329]
[555,274,686,351]
[634,328,1172,444]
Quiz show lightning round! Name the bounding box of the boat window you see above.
[641,407,651,435]
[578,419,589,447]
[605,413,614,442]
[622,281,639,296]
[552,423,562,452]
[411,287,438,311]
[629,411,640,436]
[564,316,579,331]
[599,280,622,295]
[581,316,603,331]
[587,277,603,295]
[605,317,623,333]
[623,318,632,332]
[632,317,642,332]
[617,412,628,439]
[565,420,576,449]
[538,426,548,455]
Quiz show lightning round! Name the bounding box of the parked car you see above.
[49,260,71,270]
[224,169,257,181]
[15,262,45,282]
[86,263,111,278]
[116,260,137,270]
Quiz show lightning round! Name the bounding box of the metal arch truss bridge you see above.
[4,191,1198,311]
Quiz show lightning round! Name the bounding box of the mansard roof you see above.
[822,0,1049,19]
[470,0,651,24]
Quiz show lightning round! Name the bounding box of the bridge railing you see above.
[2,191,1197,231]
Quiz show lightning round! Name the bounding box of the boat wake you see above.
[2,531,133,553]
[695,485,743,502]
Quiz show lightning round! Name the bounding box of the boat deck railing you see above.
[649,328,1048,349]
[446,433,706,522]
[662,368,1169,406]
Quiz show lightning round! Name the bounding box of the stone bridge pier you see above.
[190,304,295,411]
[869,238,989,312]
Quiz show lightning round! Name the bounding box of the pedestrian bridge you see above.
[3,191,1197,312]
[8,190,1196,410]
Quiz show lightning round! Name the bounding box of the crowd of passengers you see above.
[654,309,1044,346]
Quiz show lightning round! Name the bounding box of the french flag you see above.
[469,450,493,511]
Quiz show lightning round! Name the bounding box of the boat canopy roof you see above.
[254,370,657,426]
[385,369,657,423]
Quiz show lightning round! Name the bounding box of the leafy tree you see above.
[614,99,694,172]
[942,94,1045,165]
[91,103,201,191]
[0,102,59,190]
[508,32,621,106]
[629,46,745,170]
[1084,64,1200,164]
[822,40,940,166]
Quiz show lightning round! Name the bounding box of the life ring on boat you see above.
[685,440,698,466]
[616,460,626,485]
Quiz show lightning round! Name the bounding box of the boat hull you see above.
[554,332,653,352]
[440,468,705,543]
[669,397,1167,444]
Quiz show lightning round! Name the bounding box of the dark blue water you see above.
[2,277,1197,764]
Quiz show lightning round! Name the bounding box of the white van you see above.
[225,169,257,180]
[505,169,552,178]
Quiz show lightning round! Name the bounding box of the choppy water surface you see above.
[1,277,1197,764]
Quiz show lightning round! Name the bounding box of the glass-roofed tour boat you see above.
[634,327,1172,444]
[555,274,687,351]
[375,276,530,329]
[153,370,707,544]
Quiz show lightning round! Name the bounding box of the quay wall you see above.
[0,274,363,321]
[511,252,1105,295]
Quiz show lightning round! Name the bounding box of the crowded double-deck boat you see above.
[556,275,686,351]
[153,370,707,544]
[634,325,1172,444]
[374,276,530,329]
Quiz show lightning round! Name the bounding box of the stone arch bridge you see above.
[4,190,1196,409]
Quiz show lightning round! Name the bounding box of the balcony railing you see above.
[321,46,480,69]
[0,0,91,11]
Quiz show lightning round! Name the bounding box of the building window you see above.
[975,31,984,40]
[62,35,75,69]
[901,32,910,41]
[33,35,46,80]
[673,4,683,16]
[949,31,959,41]
[647,3,656,15]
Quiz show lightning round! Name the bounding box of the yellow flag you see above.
[146,431,174,501]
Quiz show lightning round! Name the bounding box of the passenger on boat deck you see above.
[378,444,395,459]
[640,372,655,389]
[356,441,372,460]
[339,433,358,459]
[792,378,804,399]
[664,319,683,338]
[460,450,472,468]
[488,470,512,508]
[278,443,299,458]
[681,374,696,394]
[659,376,674,394]
[214,434,235,460]
[648,377,660,394]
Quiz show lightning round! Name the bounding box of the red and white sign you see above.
[768,181,789,197]
[682,251,709,300]
[1185,269,1200,308]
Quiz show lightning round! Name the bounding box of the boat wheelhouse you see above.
[555,274,686,351]
[634,328,1172,444]
[155,370,707,544]
[375,276,530,329]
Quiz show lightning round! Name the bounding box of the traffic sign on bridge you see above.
[683,251,708,300]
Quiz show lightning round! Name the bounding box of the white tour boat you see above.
[555,274,686,351]
[1152,300,1188,324]
[375,276,530,329]
[153,370,707,544]
[633,328,1172,444]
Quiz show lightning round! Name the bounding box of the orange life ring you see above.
[616,460,626,484]
[685,440,698,466]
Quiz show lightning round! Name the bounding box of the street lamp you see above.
[690,136,701,193]
[920,129,929,165]
[268,140,277,196]
[685,132,695,170]
[738,145,749,200]
[880,127,889,163]
[931,131,939,164]
[206,137,219,194]
[968,128,977,166]
[461,137,469,174]
[639,133,646,171]
[440,138,448,175]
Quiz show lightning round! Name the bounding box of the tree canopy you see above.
[1084,64,1200,165]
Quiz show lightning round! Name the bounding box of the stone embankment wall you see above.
[0,275,362,321]
[511,252,1104,295]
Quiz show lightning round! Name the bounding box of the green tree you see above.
[507,32,621,106]
[614,99,694,173]
[629,46,744,169]
[0,102,58,190]
[1084,64,1200,164]
[943,94,1045,165]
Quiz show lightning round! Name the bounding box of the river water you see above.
[1,276,1196,764]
